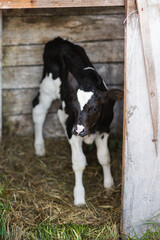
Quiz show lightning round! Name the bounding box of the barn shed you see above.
[0,0,160,239]
[1,5,124,138]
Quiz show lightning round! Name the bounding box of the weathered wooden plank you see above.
[121,0,160,237]
[0,0,124,9]
[2,85,123,116]
[137,0,158,155]
[2,89,60,116]
[3,101,123,137]
[0,10,2,139]
[3,7,124,16]
[3,45,43,67]
[2,63,124,89]
[3,113,65,138]
[121,0,134,236]
[3,15,124,45]
[2,40,124,67]
[2,66,43,89]
[96,63,124,85]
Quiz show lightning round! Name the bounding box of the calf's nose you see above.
[72,124,85,136]
[76,125,84,135]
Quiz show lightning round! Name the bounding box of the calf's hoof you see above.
[35,143,45,156]
[104,178,114,189]
[74,200,86,207]
[74,186,86,206]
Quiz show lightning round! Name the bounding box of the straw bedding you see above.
[0,134,122,231]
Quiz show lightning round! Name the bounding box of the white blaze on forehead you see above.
[77,89,93,111]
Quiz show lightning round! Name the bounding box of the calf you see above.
[32,37,123,206]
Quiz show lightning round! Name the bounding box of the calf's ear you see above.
[101,89,123,103]
[68,72,79,91]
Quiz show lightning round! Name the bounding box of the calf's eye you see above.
[92,106,98,111]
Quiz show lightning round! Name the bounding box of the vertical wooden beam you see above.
[0,10,2,140]
[121,0,137,236]
[137,0,158,156]
[121,0,160,237]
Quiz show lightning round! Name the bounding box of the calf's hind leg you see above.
[33,74,60,156]
[95,133,114,189]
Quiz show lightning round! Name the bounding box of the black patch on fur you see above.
[59,104,62,110]
[33,92,40,108]
[101,135,104,139]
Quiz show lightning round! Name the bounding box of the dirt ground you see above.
[0,134,122,232]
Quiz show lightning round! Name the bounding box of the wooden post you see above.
[121,0,160,237]
[137,0,158,156]
[0,10,2,140]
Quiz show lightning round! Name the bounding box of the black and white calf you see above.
[32,37,123,206]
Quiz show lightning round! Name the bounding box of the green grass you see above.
[26,224,119,240]
[127,228,160,240]
[1,222,160,240]
[0,184,11,239]
[0,201,8,238]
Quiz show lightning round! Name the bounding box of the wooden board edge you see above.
[120,0,137,237]
[136,0,158,156]
[0,0,124,9]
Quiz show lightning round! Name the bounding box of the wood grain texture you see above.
[2,40,124,67]
[0,10,2,139]
[2,63,124,89]
[3,7,124,16]
[3,113,65,138]
[2,89,60,115]
[137,0,158,155]
[121,0,160,237]
[3,15,124,45]
[3,101,123,137]
[121,0,137,235]
[0,0,124,9]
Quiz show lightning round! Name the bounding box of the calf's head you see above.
[68,73,123,137]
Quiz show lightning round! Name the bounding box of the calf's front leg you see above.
[69,135,87,206]
[95,133,114,189]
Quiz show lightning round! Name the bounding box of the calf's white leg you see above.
[33,74,60,156]
[32,93,53,156]
[95,133,114,189]
[69,135,87,206]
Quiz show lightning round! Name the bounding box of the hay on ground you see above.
[0,135,122,233]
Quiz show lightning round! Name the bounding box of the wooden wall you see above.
[121,0,160,236]
[2,7,124,137]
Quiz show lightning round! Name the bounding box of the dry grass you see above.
[0,134,122,238]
